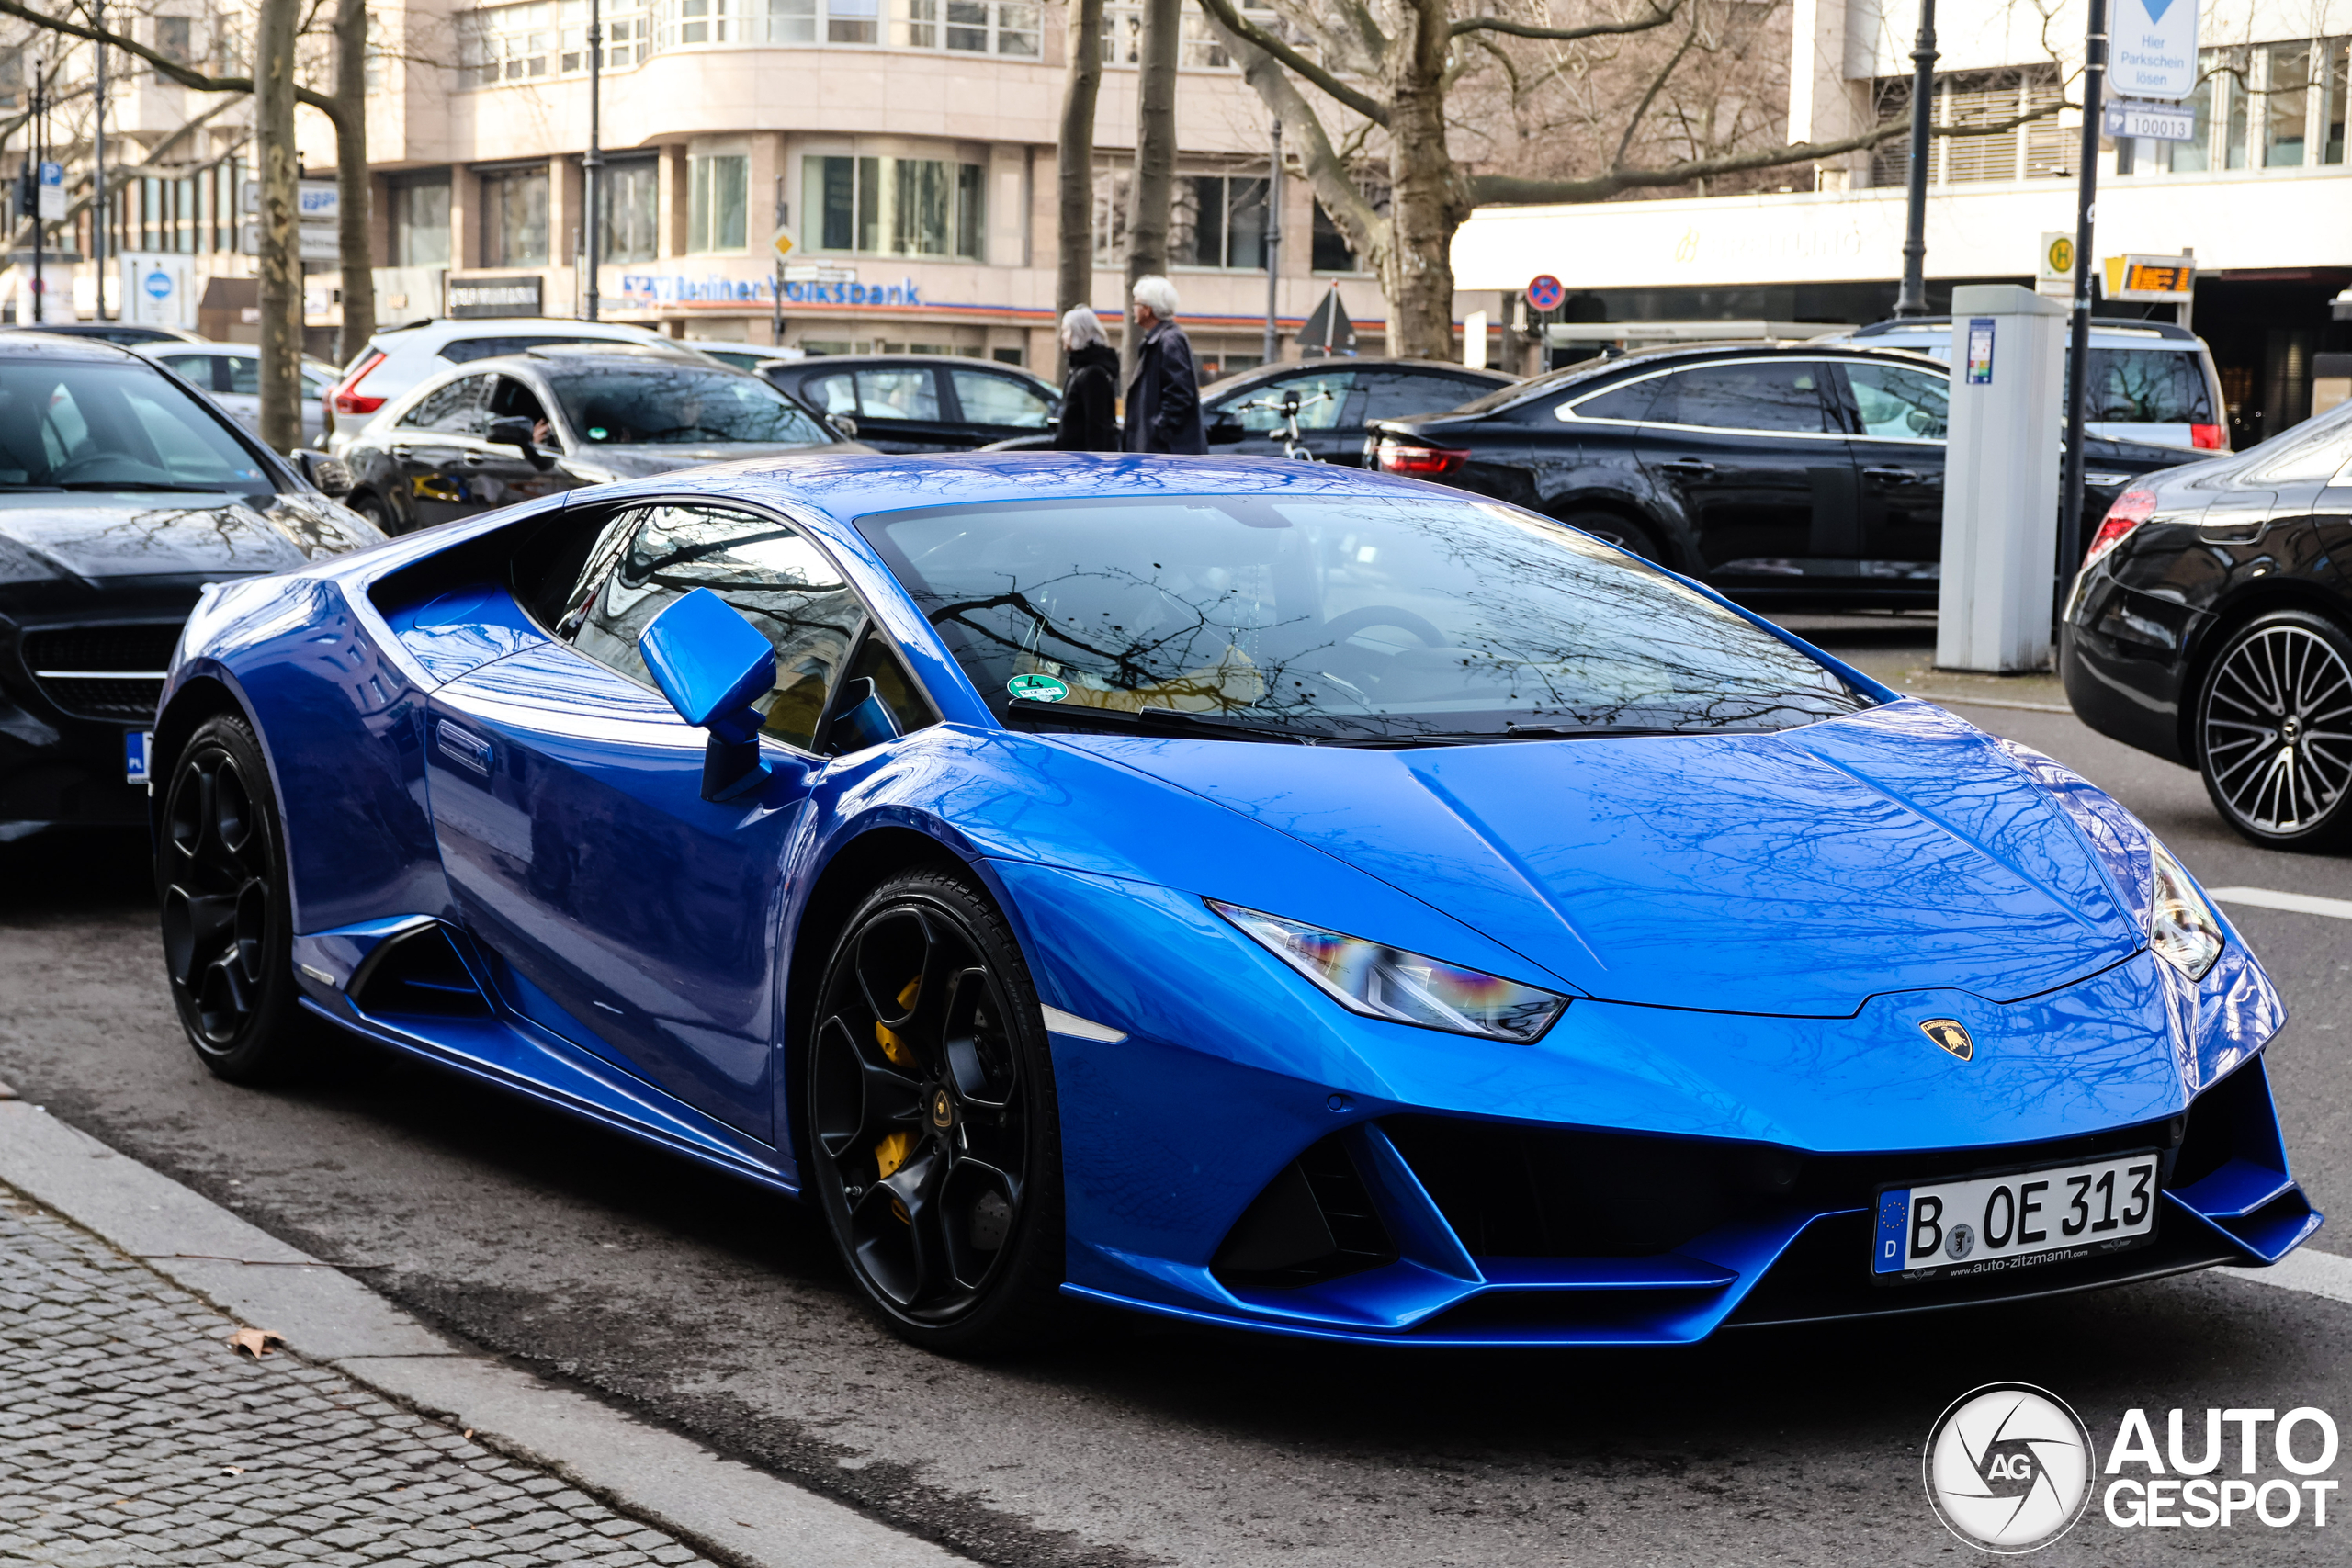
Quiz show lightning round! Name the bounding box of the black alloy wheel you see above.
[158,716,316,1079]
[347,491,398,536]
[2197,608,2352,851]
[808,869,1065,1351]
[1560,510,1665,564]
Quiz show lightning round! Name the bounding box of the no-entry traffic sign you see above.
[1526,275,1564,312]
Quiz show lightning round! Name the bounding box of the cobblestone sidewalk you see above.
[0,1185,717,1567]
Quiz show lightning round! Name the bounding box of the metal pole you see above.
[1894,0,1938,316]
[92,5,107,321]
[582,0,602,321]
[2058,0,2108,580]
[29,57,44,323]
[1261,118,1281,366]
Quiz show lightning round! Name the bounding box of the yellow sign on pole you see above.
[2036,232,2076,299]
[2101,254,2195,302]
[770,224,797,263]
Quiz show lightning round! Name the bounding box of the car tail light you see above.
[328,350,388,416]
[1375,439,1469,478]
[2083,488,2158,568]
[2191,423,2226,450]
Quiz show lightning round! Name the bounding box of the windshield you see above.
[0,359,274,500]
[860,495,1871,744]
[548,366,834,446]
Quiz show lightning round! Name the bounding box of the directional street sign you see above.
[2104,97,2199,141]
[2110,0,2199,102]
[1526,274,1565,313]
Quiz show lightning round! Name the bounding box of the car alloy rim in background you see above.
[2200,623,2352,835]
[159,742,274,1048]
[811,898,1028,1324]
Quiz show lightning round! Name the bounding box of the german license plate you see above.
[125,728,153,784]
[1872,1151,2159,1282]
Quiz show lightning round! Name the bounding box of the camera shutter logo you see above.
[1924,1383,2095,1553]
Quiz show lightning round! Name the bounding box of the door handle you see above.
[1657,459,1715,477]
[435,720,492,775]
[1862,466,1920,484]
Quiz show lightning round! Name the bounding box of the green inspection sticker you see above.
[1008,673,1070,703]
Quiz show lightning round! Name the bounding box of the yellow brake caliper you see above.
[873,976,922,1224]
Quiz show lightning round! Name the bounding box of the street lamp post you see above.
[1261,118,1281,367]
[28,53,45,323]
[2057,0,2109,582]
[93,3,107,321]
[1894,0,1938,316]
[582,0,602,321]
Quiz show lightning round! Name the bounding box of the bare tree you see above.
[256,0,300,452]
[1196,0,2065,357]
[1124,0,1182,366]
[1056,0,1106,374]
[330,0,371,363]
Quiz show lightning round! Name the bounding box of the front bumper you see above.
[999,861,2316,1347]
[0,604,192,830]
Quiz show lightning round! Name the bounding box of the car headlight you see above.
[2148,841,2222,980]
[1208,900,1570,1043]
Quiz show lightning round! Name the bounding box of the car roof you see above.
[0,328,148,364]
[380,316,678,344]
[1453,340,1943,415]
[1204,356,1517,392]
[775,353,1055,384]
[1847,315,2202,345]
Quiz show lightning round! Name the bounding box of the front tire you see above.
[347,491,398,536]
[157,716,314,1081]
[806,868,1066,1353]
[2195,608,2352,851]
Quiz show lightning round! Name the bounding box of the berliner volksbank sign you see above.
[2109,0,2199,101]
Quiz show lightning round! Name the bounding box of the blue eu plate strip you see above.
[124,729,152,784]
[1874,1188,1911,1274]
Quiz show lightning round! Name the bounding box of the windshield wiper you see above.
[1500,723,1691,739]
[1004,697,1309,744]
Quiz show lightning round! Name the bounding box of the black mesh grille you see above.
[1213,1134,1397,1289]
[28,676,167,721]
[21,624,182,721]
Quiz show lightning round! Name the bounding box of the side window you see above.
[157,353,227,392]
[1650,362,1833,434]
[1357,371,1487,423]
[488,375,558,446]
[804,373,857,415]
[950,368,1053,429]
[1566,376,1664,423]
[833,628,940,744]
[513,506,645,636]
[222,355,263,396]
[570,504,864,750]
[1843,363,1950,440]
[396,376,492,434]
[1232,370,1355,432]
[853,367,942,422]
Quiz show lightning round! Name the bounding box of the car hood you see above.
[0,489,382,581]
[1100,700,2143,1017]
[571,439,870,479]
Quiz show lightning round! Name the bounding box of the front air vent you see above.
[347,923,492,1019]
[1213,1134,1397,1289]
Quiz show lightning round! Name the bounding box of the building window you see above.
[1310,200,1358,272]
[1174,175,1267,269]
[689,154,750,253]
[1869,67,2066,186]
[391,176,452,266]
[460,2,555,85]
[2326,39,2349,164]
[1101,0,1265,65]
[2267,43,2312,166]
[481,166,550,265]
[803,155,985,258]
[155,17,195,63]
[561,0,650,67]
[895,0,1036,55]
[0,51,19,111]
[600,159,659,262]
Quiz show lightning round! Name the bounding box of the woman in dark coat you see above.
[1052,306,1122,452]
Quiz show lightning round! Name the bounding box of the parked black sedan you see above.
[760,355,1062,452]
[0,331,382,833]
[2062,399,2352,850]
[342,345,856,534]
[1367,343,2191,606]
[1203,357,1517,463]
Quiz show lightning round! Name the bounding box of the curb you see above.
[0,1099,965,1568]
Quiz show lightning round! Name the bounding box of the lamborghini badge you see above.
[1920,1019,1974,1061]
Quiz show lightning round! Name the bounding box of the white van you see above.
[1825,317,2230,452]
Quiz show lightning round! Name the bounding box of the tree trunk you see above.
[256,0,302,454]
[333,0,374,367]
[1055,0,1104,378]
[1123,0,1180,369]
[1380,0,1466,360]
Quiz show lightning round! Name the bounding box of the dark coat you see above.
[1053,342,1122,451]
[1122,319,1207,455]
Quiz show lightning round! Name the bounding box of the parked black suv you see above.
[1368,343,2192,607]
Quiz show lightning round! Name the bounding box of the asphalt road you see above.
[3,615,2346,1567]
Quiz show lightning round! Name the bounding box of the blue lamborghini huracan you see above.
[150,454,2319,1351]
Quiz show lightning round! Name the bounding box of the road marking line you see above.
[2219,1247,2352,1308]
[2207,886,2352,921]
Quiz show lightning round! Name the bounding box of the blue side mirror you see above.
[638,588,775,801]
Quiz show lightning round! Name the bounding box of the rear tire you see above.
[805,867,1067,1355]
[348,491,398,536]
[1557,510,1665,564]
[2195,608,2352,852]
[157,716,316,1082]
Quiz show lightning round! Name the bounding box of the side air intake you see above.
[1212,1134,1397,1289]
[346,923,493,1019]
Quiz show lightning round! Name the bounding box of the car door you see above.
[945,366,1059,446]
[424,501,869,1144]
[1834,359,1950,575]
[1205,368,1361,459]
[1634,358,1851,586]
[386,374,498,528]
[799,365,964,452]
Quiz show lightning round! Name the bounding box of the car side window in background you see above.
[1566,376,1664,423]
[1358,371,1487,423]
[835,628,940,741]
[395,376,492,435]
[154,353,226,392]
[854,368,942,422]
[950,368,1053,429]
[438,334,610,365]
[804,373,857,415]
[513,507,646,636]
[1844,363,1950,440]
[1233,370,1355,432]
[1650,362,1834,434]
[571,504,864,750]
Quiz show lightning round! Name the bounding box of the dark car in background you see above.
[1203,357,1517,463]
[0,331,383,834]
[341,345,858,534]
[2062,398,2352,850]
[1366,343,2193,606]
[760,355,1062,452]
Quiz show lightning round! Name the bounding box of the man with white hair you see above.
[1123,275,1206,455]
